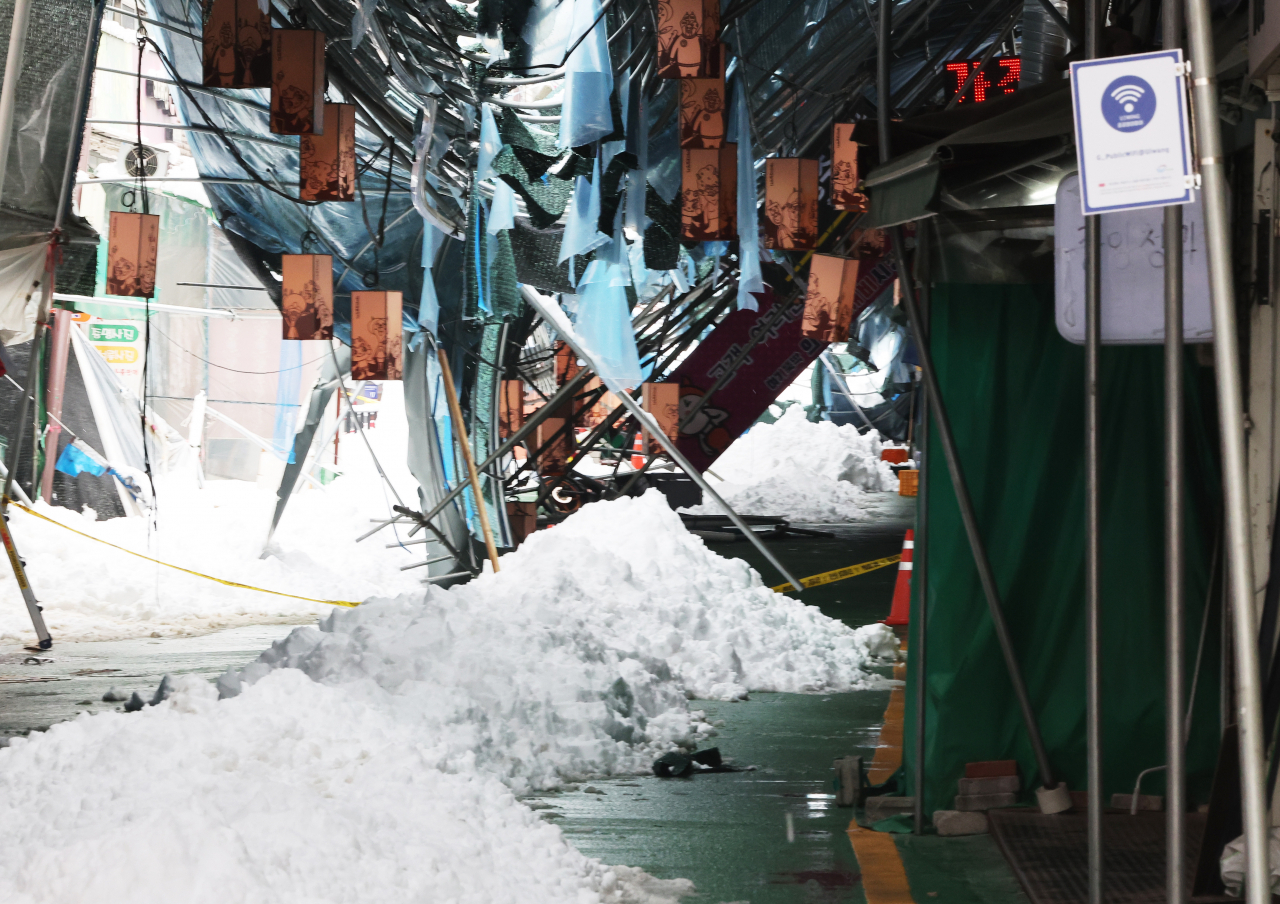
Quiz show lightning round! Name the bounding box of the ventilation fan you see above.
[124,145,159,178]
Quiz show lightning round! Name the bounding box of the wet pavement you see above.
[0,624,295,740]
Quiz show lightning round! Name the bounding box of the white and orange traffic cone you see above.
[631,433,645,469]
[882,529,914,626]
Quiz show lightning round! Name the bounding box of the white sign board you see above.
[1054,174,1212,344]
[83,319,147,398]
[1070,49,1194,215]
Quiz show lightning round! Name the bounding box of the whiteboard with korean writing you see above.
[1055,174,1212,345]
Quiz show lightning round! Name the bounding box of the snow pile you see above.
[220,492,898,789]
[685,407,900,522]
[0,672,693,904]
[0,493,895,903]
[0,386,426,644]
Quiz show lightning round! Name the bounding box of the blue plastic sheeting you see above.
[417,223,442,339]
[272,340,303,461]
[557,157,609,271]
[478,104,502,182]
[487,181,517,234]
[151,0,427,328]
[574,261,642,388]
[560,0,615,149]
[732,77,764,312]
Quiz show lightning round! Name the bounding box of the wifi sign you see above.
[1100,75,1156,131]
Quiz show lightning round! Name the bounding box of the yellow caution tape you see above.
[771,554,902,593]
[6,499,361,608]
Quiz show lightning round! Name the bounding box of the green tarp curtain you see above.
[904,282,1224,818]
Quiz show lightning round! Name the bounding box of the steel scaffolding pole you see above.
[1184,0,1270,894]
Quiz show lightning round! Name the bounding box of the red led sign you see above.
[944,56,1020,103]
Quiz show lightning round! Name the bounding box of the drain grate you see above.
[987,809,1230,904]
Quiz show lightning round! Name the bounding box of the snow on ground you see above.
[0,492,897,904]
[0,385,426,645]
[684,407,901,522]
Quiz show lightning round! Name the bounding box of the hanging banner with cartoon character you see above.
[301,104,356,202]
[270,29,325,135]
[680,78,726,149]
[667,239,895,471]
[202,0,271,88]
[281,254,333,340]
[351,290,403,381]
[680,145,736,241]
[657,0,721,78]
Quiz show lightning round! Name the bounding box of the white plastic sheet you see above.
[733,78,763,311]
[0,242,46,345]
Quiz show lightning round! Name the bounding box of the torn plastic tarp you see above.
[574,260,642,389]
[732,76,763,312]
[558,157,610,269]
[560,0,614,149]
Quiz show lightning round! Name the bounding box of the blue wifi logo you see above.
[1101,76,1156,131]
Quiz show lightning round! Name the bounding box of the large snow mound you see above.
[0,493,896,903]
[684,407,900,522]
[221,492,898,790]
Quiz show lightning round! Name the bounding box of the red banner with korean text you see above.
[668,241,895,471]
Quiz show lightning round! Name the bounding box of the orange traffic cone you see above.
[882,529,913,626]
[631,433,645,469]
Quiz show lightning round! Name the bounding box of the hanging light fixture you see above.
[657,0,722,78]
[270,29,326,135]
[105,211,160,298]
[351,291,403,380]
[680,144,736,241]
[830,124,868,212]
[202,0,271,88]
[802,254,861,343]
[280,254,333,340]
[301,103,356,202]
[763,158,819,250]
[679,77,726,149]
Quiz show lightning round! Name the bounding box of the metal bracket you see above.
[1185,173,1203,189]
[1174,60,1192,77]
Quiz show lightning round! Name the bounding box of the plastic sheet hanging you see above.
[559,0,615,149]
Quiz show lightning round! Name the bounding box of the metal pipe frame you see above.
[1083,0,1103,898]
[1163,0,1186,898]
[912,223,931,836]
[1184,0,1271,893]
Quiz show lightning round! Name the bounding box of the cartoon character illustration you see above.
[274,83,312,133]
[802,271,836,341]
[664,12,705,77]
[206,22,236,86]
[681,187,713,241]
[236,19,271,86]
[282,279,322,339]
[696,164,721,236]
[681,86,724,149]
[832,159,859,207]
[107,255,140,297]
[678,388,732,459]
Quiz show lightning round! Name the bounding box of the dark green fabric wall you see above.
[903,282,1224,818]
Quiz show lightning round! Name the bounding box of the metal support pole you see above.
[1084,0,1103,897]
[1185,0,1270,895]
[37,309,71,501]
[0,0,33,199]
[877,0,1059,802]
[1164,205,1187,904]
[520,286,806,593]
[1163,1,1186,899]
[912,227,931,836]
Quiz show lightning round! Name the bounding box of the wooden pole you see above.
[436,347,500,573]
